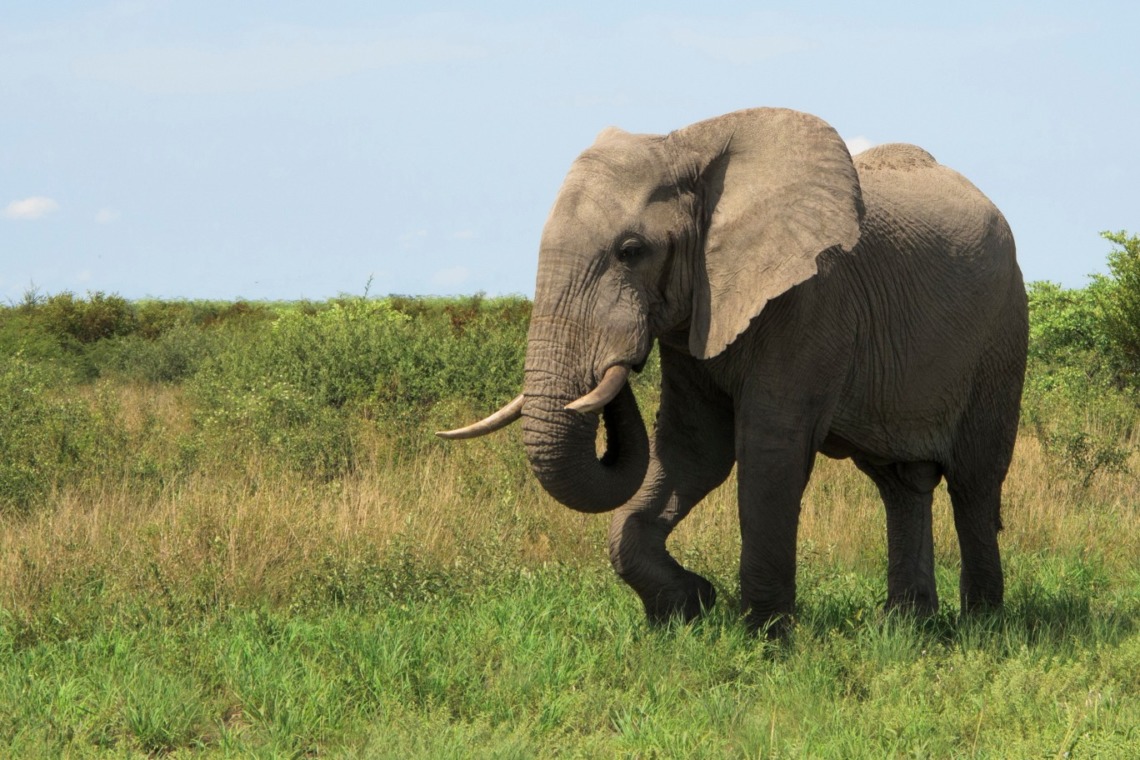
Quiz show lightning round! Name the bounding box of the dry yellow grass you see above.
[3,382,1139,624]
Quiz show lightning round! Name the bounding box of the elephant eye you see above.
[617,238,645,262]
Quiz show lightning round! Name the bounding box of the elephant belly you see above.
[822,401,959,467]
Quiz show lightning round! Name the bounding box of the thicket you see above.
[0,292,533,511]
[1022,231,1140,486]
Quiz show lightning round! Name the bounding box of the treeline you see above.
[1,231,1137,513]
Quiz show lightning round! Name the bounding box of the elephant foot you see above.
[884,588,939,617]
[743,609,796,640]
[740,582,797,639]
[959,589,1003,616]
[640,571,716,625]
[960,566,1004,615]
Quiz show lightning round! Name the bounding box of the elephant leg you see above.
[607,459,722,623]
[735,415,817,636]
[945,356,1019,614]
[947,481,1004,612]
[607,346,735,624]
[854,459,940,614]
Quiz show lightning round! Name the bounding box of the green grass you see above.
[3,566,1139,757]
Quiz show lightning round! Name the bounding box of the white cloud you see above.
[431,266,470,289]
[95,207,121,224]
[451,229,476,240]
[400,229,428,249]
[845,136,875,156]
[3,196,59,220]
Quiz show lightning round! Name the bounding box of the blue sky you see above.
[2,1,1137,301]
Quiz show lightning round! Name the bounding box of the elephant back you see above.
[853,143,1015,274]
[854,143,938,173]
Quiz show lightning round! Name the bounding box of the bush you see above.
[0,358,121,513]
[0,307,65,367]
[1026,280,1109,367]
[190,296,529,475]
[1020,379,1134,488]
[37,292,137,345]
[90,326,226,384]
[1093,230,1140,379]
[1021,232,1140,486]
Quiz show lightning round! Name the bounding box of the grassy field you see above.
[2,294,1140,757]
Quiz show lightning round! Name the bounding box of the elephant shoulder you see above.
[853,143,937,173]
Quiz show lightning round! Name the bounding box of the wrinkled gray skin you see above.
[450,108,1027,634]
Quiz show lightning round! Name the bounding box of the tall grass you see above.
[2,293,1139,756]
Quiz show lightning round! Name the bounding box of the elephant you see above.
[440,107,1027,634]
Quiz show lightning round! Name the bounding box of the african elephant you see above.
[440,107,1027,634]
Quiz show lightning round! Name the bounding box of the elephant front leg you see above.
[736,423,816,637]
[608,474,718,623]
[608,346,735,624]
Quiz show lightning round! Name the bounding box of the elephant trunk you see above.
[522,369,649,513]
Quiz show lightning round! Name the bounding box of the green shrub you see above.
[0,308,65,366]
[1026,280,1110,367]
[89,325,225,384]
[37,292,137,345]
[1093,230,1140,379]
[0,358,120,513]
[190,296,528,475]
[1021,233,1140,486]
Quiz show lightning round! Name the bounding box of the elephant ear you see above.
[674,108,865,359]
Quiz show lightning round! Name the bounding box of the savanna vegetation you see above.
[2,232,1140,757]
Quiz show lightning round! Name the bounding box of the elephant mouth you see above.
[436,359,649,513]
[564,364,632,413]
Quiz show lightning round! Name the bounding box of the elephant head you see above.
[440,108,864,513]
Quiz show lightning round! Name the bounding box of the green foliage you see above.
[90,324,227,383]
[1026,280,1109,367]
[1020,349,1135,489]
[1093,230,1140,376]
[4,278,1140,755]
[0,292,533,508]
[35,291,138,345]
[189,295,529,475]
[3,568,1140,757]
[0,292,277,383]
[1021,231,1140,486]
[0,358,114,513]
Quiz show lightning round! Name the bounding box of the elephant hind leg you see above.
[855,459,940,615]
[944,387,1019,613]
[944,327,1022,613]
[946,481,1004,612]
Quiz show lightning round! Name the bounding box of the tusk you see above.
[436,394,524,439]
[565,364,631,414]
